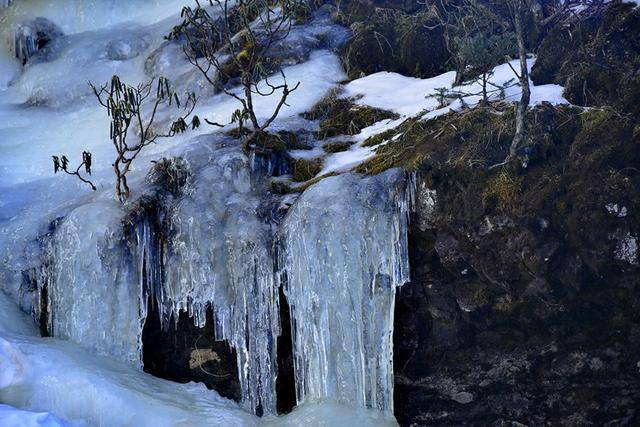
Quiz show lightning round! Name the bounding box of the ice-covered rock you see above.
[12,17,63,64]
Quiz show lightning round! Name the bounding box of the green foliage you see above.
[456,32,516,80]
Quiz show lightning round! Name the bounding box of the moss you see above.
[146,157,193,196]
[361,127,397,147]
[290,172,340,193]
[339,7,449,79]
[482,170,521,212]
[316,98,398,139]
[322,140,352,153]
[292,158,323,182]
[303,92,397,140]
[269,180,291,195]
[356,105,516,175]
[239,130,309,152]
[532,3,640,116]
[301,88,344,121]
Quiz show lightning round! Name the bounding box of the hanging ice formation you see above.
[278,169,410,414]
[25,151,411,416]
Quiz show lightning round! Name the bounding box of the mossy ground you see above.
[304,95,398,139]
[336,4,449,79]
[360,102,639,275]
[322,140,352,153]
[531,3,640,117]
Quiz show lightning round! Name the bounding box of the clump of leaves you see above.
[52,151,96,191]
[52,75,199,200]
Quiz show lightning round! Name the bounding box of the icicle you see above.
[278,168,410,414]
[131,149,282,415]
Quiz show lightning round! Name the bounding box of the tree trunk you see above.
[509,0,531,158]
[454,61,465,86]
[482,73,488,103]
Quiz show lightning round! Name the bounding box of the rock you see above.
[451,391,474,404]
[13,17,63,64]
[392,102,640,425]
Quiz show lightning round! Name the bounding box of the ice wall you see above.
[278,169,410,413]
[43,202,143,364]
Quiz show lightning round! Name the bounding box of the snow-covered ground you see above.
[0,291,396,427]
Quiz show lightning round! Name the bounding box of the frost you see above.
[605,203,628,218]
[613,231,638,265]
[279,169,410,413]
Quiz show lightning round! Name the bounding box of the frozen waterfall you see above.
[278,169,410,413]
[0,0,411,423]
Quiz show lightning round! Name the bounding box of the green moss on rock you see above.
[314,98,398,139]
[531,3,640,116]
[292,157,323,182]
[339,7,449,79]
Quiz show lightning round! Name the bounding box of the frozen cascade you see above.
[0,0,409,421]
[38,202,143,364]
[278,169,411,413]
[133,145,282,415]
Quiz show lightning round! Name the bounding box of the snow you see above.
[344,59,568,120]
[318,58,570,176]
[0,405,68,427]
[1,0,199,35]
[320,117,404,175]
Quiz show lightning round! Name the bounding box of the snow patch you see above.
[344,59,568,120]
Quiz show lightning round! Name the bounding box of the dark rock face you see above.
[532,3,640,117]
[142,302,243,402]
[393,107,640,425]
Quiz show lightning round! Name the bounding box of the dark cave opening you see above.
[141,300,242,402]
[276,286,297,414]
[140,289,298,416]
